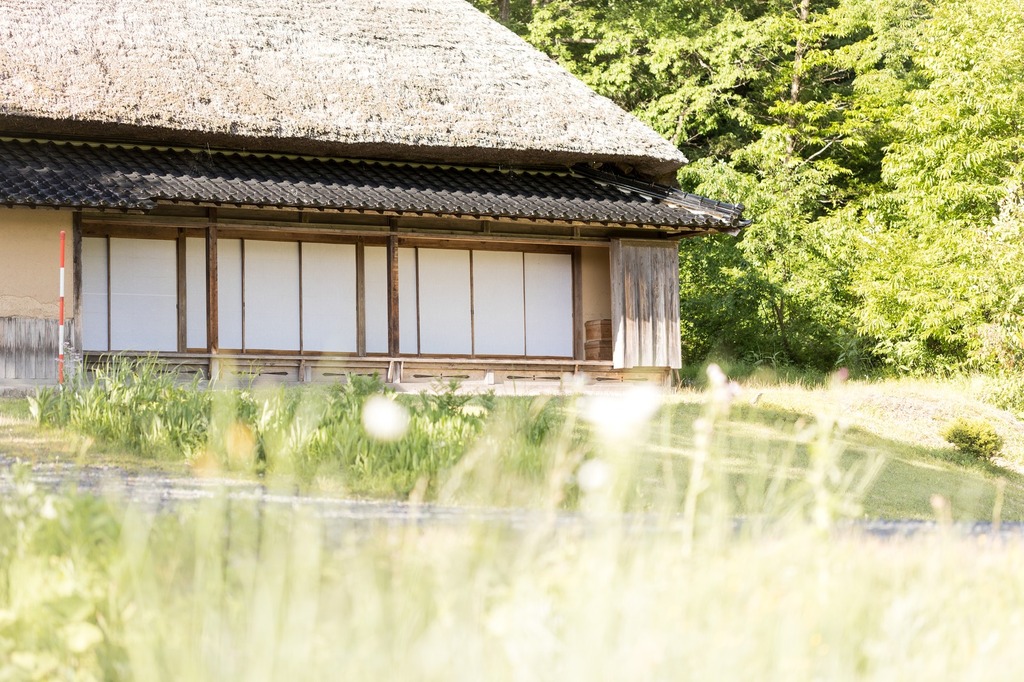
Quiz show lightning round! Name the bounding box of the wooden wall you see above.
[610,240,682,369]
[0,317,76,380]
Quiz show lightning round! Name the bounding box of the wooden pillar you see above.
[205,210,219,377]
[176,228,187,352]
[356,239,366,356]
[572,246,584,360]
[71,212,83,353]
[610,240,625,369]
[386,226,400,357]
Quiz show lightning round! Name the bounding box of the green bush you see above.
[941,418,1004,460]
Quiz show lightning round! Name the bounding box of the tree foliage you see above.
[474,0,1024,374]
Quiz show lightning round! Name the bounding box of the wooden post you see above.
[356,239,366,356]
[572,246,584,360]
[610,240,625,369]
[205,210,219,378]
[386,227,400,357]
[297,242,304,353]
[105,237,111,352]
[71,213,83,356]
[176,228,187,352]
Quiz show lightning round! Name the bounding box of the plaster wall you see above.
[580,246,611,324]
[0,209,75,318]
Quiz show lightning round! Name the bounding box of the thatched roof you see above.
[0,0,687,179]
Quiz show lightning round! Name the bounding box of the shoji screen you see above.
[108,238,177,351]
[81,237,109,352]
[185,238,207,349]
[472,250,525,355]
[364,246,388,354]
[524,253,573,357]
[218,239,243,349]
[417,248,472,355]
[301,243,357,352]
[398,248,419,354]
[243,240,300,351]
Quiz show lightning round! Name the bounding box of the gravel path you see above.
[3,455,1023,542]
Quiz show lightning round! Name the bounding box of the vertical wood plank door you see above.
[609,240,682,369]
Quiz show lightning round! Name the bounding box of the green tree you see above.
[475,0,1024,373]
[855,0,1024,371]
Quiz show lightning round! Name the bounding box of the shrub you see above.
[941,418,1004,460]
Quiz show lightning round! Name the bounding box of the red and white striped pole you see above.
[58,230,66,385]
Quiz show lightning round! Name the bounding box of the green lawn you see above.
[660,398,1024,521]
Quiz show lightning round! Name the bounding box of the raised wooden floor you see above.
[82,352,673,388]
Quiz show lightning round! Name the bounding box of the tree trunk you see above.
[786,0,811,161]
[499,0,510,23]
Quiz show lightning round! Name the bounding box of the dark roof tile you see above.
[0,139,746,229]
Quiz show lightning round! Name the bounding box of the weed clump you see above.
[26,359,566,498]
[941,418,1004,460]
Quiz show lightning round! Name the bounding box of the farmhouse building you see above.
[0,0,746,386]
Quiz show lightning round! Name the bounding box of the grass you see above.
[2,445,1024,679]
[659,398,1024,521]
[6,366,1024,678]
[6,361,1024,520]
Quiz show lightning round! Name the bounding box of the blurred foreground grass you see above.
[4,364,1024,678]
[3,468,1024,680]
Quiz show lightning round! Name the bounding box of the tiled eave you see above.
[0,138,748,232]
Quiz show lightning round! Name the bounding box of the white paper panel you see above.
[472,250,525,356]
[109,238,177,351]
[524,252,573,357]
[81,237,108,351]
[399,248,419,354]
[218,239,243,349]
[417,248,471,355]
[301,242,357,352]
[244,240,300,350]
[185,238,207,349]
[364,246,388,353]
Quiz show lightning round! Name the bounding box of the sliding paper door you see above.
[107,238,177,352]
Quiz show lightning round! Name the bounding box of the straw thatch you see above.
[0,0,687,179]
